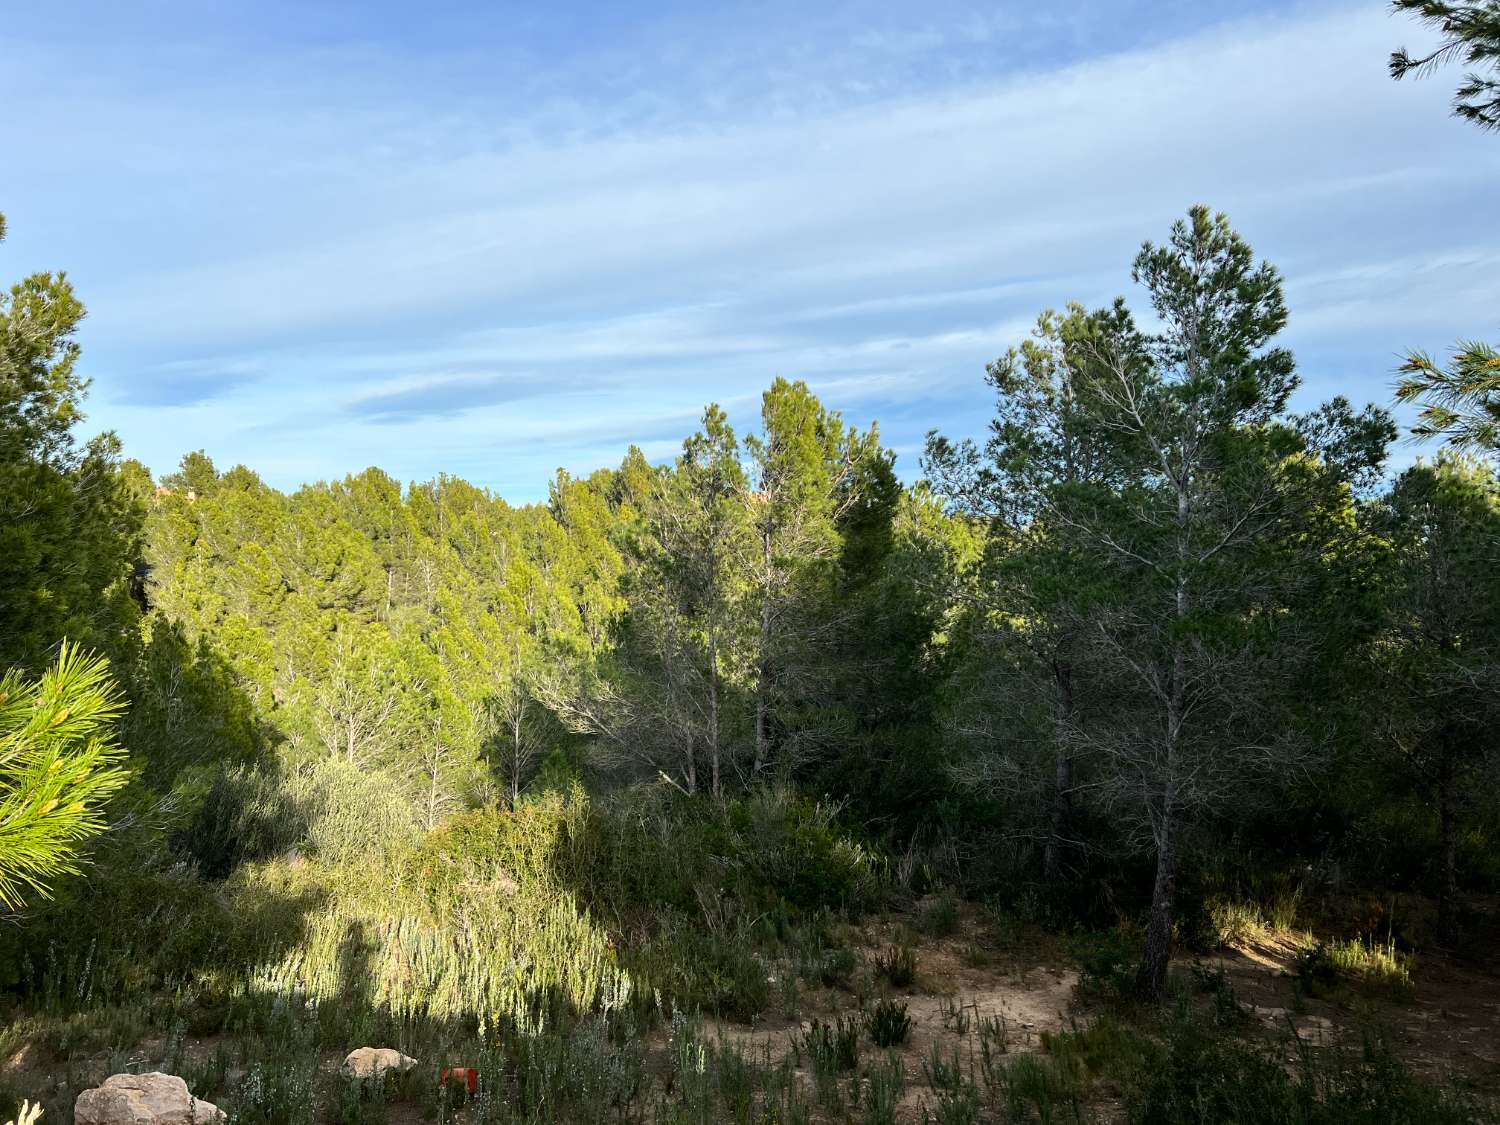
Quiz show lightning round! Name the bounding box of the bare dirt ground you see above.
[700,896,1500,1118]
[7,896,1499,1120]
[705,911,1080,1066]
[1202,923,1500,1097]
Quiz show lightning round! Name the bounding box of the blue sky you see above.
[2,1,1496,499]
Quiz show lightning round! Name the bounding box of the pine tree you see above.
[0,213,140,669]
[1371,456,1500,942]
[0,643,129,908]
[1396,341,1500,456]
[1029,208,1387,998]
[926,306,1126,882]
[1390,0,1500,131]
[745,379,859,777]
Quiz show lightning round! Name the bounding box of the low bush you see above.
[798,1016,860,1074]
[866,998,911,1047]
[873,944,917,989]
[1070,929,1140,1001]
[1126,1016,1476,1124]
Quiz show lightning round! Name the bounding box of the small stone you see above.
[341,1047,418,1081]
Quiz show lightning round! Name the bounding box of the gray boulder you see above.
[74,1073,224,1125]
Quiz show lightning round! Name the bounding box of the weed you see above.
[939,995,976,1035]
[922,1042,964,1091]
[799,1016,861,1075]
[1126,1016,1476,1124]
[873,944,917,989]
[867,998,912,1048]
[1041,1017,1153,1090]
[1069,929,1138,1001]
[1189,962,1247,1026]
[923,1081,981,1125]
[1326,935,1415,1000]
[997,1053,1086,1123]
[959,942,993,968]
[922,891,961,938]
[861,1053,906,1125]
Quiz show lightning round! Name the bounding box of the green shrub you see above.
[1293,941,1342,998]
[1070,929,1139,1000]
[1040,1016,1154,1087]
[631,913,768,1020]
[998,1053,1086,1123]
[174,762,308,878]
[799,1016,860,1074]
[860,1053,905,1125]
[728,788,880,913]
[922,890,962,937]
[1127,1017,1479,1125]
[797,940,859,989]
[866,998,911,1047]
[293,759,421,873]
[228,1055,319,1125]
[873,944,917,989]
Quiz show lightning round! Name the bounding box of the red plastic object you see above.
[441,1067,479,1093]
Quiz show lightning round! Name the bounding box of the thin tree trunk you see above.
[709,621,721,799]
[1437,744,1460,945]
[1139,486,1191,999]
[1139,796,1179,999]
[755,524,772,775]
[1043,659,1074,884]
[511,711,523,811]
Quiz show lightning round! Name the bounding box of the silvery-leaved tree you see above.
[552,411,757,797]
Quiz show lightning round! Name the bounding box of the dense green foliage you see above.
[1,173,1498,1120]
[0,645,129,907]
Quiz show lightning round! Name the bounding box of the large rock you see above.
[74,1073,224,1125]
[340,1047,418,1081]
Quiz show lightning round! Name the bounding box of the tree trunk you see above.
[1138,797,1179,1000]
[1138,485,1192,1000]
[1043,658,1074,884]
[511,714,522,811]
[708,621,721,799]
[1139,622,1186,1000]
[755,524,772,776]
[1437,744,1460,945]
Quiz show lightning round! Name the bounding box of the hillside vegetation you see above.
[2,191,1499,1119]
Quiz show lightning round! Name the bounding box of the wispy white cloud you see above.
[0,1,1493,497]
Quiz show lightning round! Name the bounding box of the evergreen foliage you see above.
[0,193,1496,1120]
[0,643,128,908]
